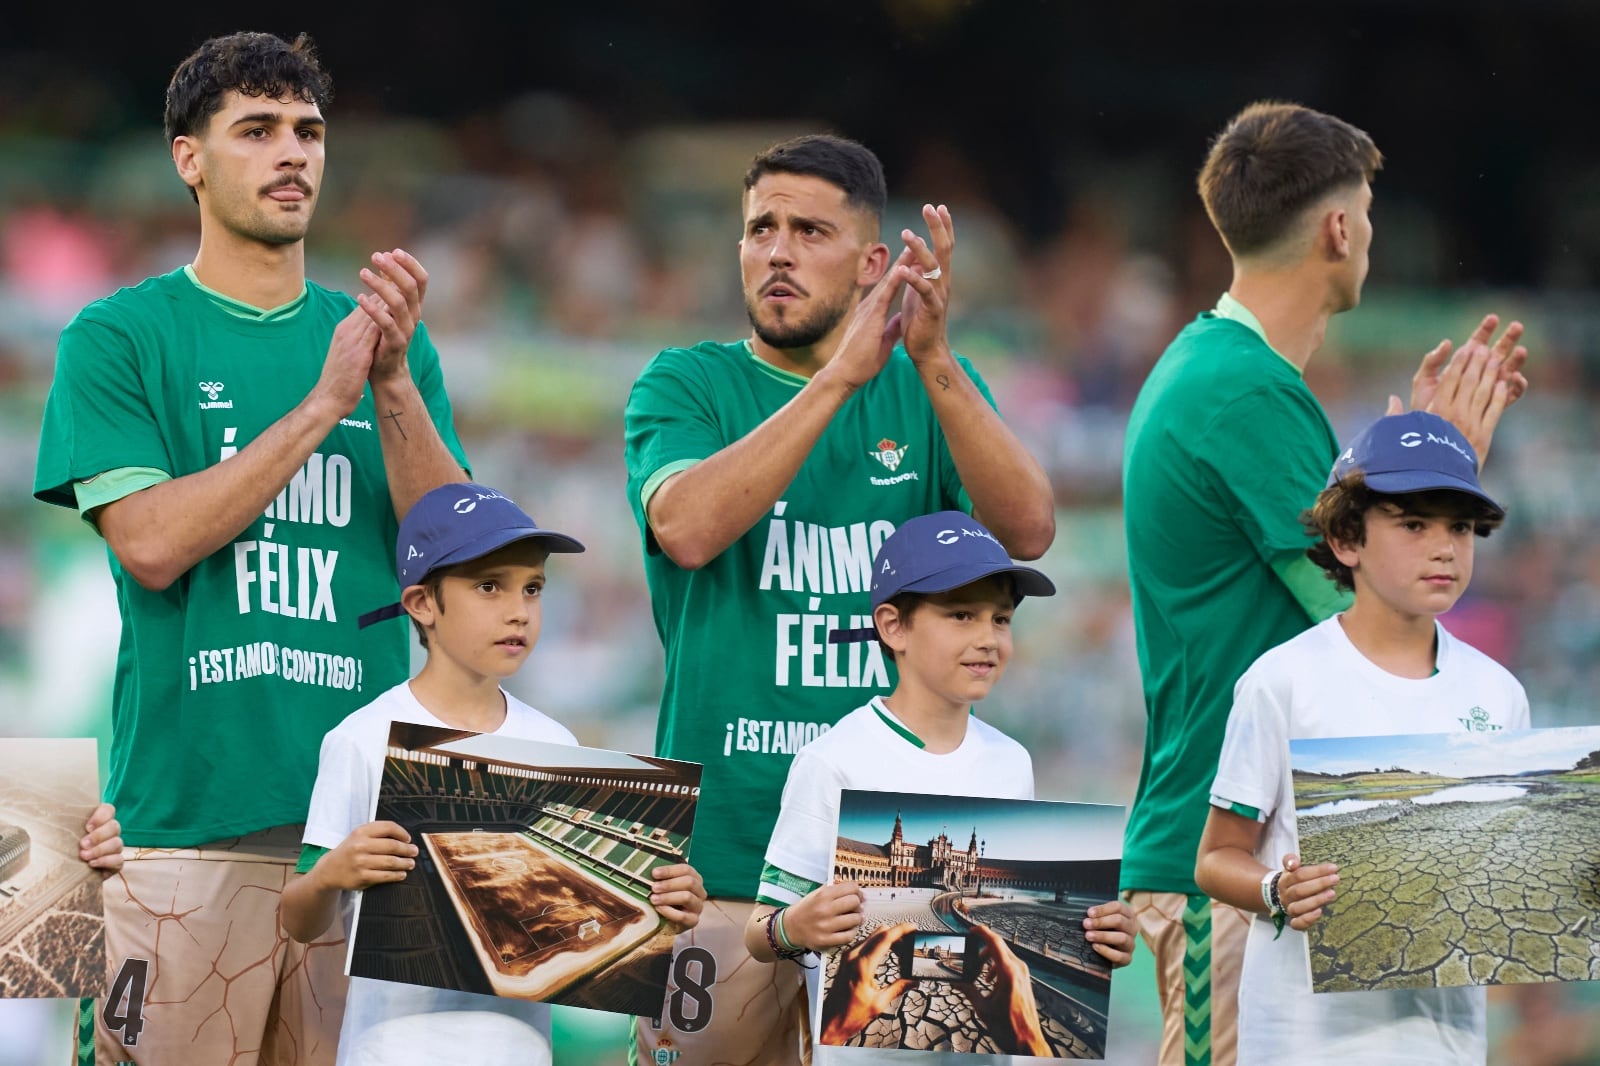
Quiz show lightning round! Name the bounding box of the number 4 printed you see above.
[102,958,150,1046]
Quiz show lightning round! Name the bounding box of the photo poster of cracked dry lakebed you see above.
[1291,724,1600,994]
[349,721,701,1018]
[819,790,1124,1059]
[0,737,106,1000]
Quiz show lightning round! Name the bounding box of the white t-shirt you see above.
[302,681,577,1066]
[1210,616,1530,1066]
[761,697,1036,1065]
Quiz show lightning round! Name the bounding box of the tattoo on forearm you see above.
[936,374,951,391]
[383,409,408,440]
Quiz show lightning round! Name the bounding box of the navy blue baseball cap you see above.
[1328,411,1503,517]
[358,482,584,628]
[870,511,1055,611]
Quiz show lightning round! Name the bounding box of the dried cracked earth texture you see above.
[1302,781,1600,992]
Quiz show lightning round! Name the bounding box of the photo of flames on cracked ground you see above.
[351,722,700,1015]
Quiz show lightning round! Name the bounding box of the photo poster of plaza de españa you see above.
[819,790,1124,1059]
[349,722,701,1018]
[1291,724,1600,994]
[0,738,106,1000]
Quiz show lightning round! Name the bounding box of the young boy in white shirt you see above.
[281,482,705,1065]
[743,510,1137,1060]
[1195,410,1529,1065]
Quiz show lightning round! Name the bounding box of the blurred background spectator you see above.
[6,3,1600,1062]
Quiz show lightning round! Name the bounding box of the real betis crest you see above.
[871,438,908,472]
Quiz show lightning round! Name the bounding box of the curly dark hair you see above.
[1302,471,1505,591]
[164,32,332,200]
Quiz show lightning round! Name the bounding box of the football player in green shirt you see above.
[34,31,468,1066]
[1120,100,1528,1066]
[624,134,1054,1066]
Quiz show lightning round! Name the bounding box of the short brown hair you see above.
[1198,101,1382,258]
[874,591,923,663]
[1302,472,1505,591]
[408,573,447,648]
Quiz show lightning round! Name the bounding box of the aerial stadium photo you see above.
[0,740,104,1000]
[350,723,700,1016]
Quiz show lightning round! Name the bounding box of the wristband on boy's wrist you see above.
[1259,868,1285,916]
[1260,868,1287,939]
[774,908,799,952]
[764,907,813,967]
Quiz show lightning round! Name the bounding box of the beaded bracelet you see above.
[764,908,812,966]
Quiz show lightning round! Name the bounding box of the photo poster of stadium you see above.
[0,737,105,999]
[349,722,701,1017]
[817,790,1124,1059]
[1291,725,1600,994]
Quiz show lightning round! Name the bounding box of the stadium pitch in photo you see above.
[350,722,700,1016]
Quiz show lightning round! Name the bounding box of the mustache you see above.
[760,272,809,298]
[260,174,313,196]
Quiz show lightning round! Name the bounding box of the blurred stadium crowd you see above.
[6,5,1600,1062]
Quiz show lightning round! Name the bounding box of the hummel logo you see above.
[197,380,234,410]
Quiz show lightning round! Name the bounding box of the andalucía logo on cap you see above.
[871,437,908,472]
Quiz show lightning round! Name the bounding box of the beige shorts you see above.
[632,897,809,1066]
[1126,890,1250,1066]
[83,826,346,1066]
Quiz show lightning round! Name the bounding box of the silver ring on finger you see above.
[921,266,942,281]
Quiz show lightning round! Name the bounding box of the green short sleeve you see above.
[295,844,329,875]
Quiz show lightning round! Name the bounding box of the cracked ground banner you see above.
[0,738,104,999]
[818,791,1124,1058]
[1292,725,1600,993]
[350,722,700,1017]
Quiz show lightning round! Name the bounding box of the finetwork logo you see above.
[197,380,233,410]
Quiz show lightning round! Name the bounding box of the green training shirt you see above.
[1120,311,1343,895]
[34,268,467,847]
[624,340,989,898]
